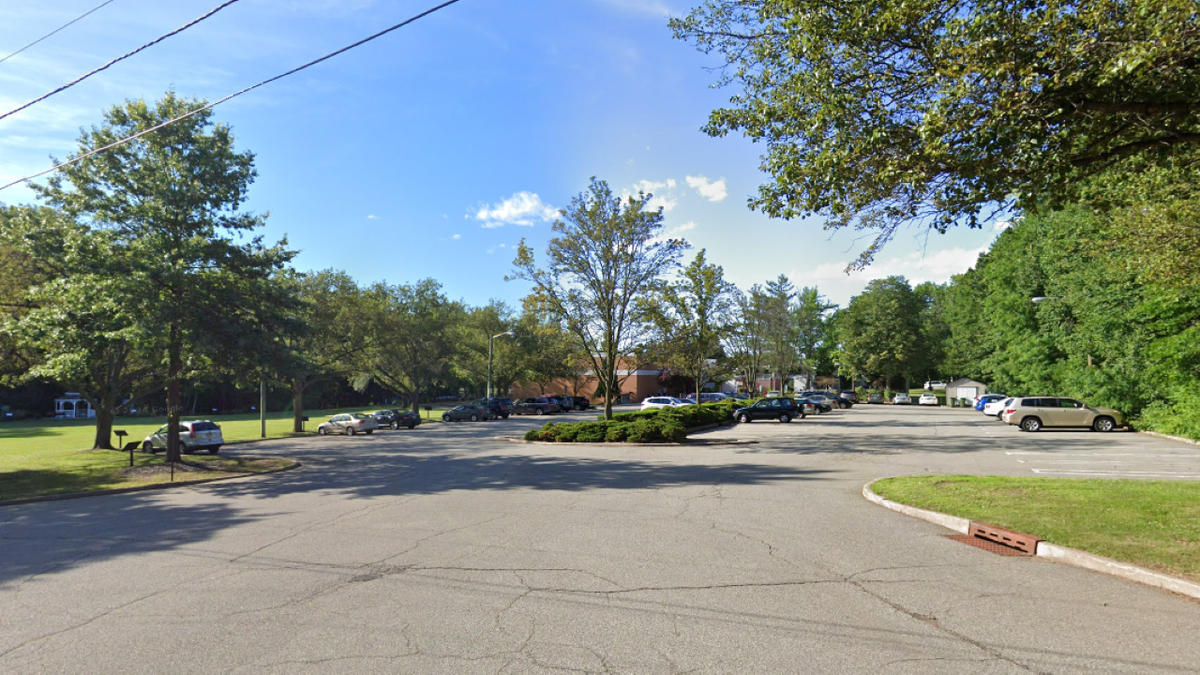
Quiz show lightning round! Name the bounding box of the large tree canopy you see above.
[672,0,1200,264]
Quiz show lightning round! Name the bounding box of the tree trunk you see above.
[92,402,115,450]
[166,327,183,463]
[292,378,306,433]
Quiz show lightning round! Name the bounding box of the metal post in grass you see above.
[116,430,129,466]
[260,379,267,439]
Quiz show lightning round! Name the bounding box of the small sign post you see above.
[115,430,129,466]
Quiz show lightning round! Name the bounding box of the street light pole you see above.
[487,331,515,400]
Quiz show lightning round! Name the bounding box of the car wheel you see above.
[142,440,156,454]
[779,413,791,423]
[407,423,416,429]
[1093,416,1116,432]
[346,426,356,436]
[535,408,544,415]
[391,421,399,430]
[207,446,220,454]
[470,414,479,422]
[737,413,750,424]
[318,427,328,436]
[442,414,450,422]
[1020,417,1042,432]
[502,414,509,419]
[364,430,373,434]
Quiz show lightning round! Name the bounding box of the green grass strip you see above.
[873,475,1200,582]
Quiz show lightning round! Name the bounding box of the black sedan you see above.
[372,409,422,429]
[733,397,804,423]
[442,404,492,422]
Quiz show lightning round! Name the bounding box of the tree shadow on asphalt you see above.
[0,447,830,586]
[202,449,834,500]
[0,493,257,587]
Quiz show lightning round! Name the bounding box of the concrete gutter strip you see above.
[1036,542,1200,600]
[863,479,1200,602]
[861,480,970,534]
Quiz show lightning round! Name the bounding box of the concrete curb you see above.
[862,479,1200,602]
[0,460,302,508]
[1138,430,1200,446]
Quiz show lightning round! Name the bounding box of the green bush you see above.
[1135,388,1200,442]
[604,423,629,442]
[575,422,608,443]
[554,423,579,442]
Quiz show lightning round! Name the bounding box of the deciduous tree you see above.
[510,178,687,419]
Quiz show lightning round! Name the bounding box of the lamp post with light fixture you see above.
[487,331,515,400]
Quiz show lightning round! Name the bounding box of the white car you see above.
[924,380,947,390]
[982,397,1013,417]
[142,420,224,454]
[892,393,911,405]
[640,396,692,410]
[918,393,939,406]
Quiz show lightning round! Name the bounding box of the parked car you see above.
[684,392,728,404]
[733,397,804,423]
[544,395,572,412]
[982,397,1012,417]
[973,394,1006,411]
[892,393,912,405]
[766,390,782,397]
[472,397,513,419]
[803,394,834,413]
[837,391,858,403]
[728,392,751,401]
[918,393,939,406]
[442,404,493,422]
[568,396,591,411]
[513,397,557,415]
[142,420,224,454]
[372,409,421,429]
[641,396,693,410]
[793,398,817,415]
[1002,397,1124,432]
[924,380,947,390]
[317,413,378,436]
[866,392,884,404]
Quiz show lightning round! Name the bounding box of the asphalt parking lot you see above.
[2,403,1199,673]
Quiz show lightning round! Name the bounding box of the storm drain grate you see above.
[944,534,1032,556]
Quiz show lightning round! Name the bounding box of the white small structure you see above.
[54,393,95,419]
[946,378,988,406]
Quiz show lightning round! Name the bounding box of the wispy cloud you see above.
[366,214,379,220]
[474,191,557,228]
[624,178,678,213]
[686,175,727,202]
[451,233,461,240]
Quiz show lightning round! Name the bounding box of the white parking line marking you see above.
[1006,452,1198,458]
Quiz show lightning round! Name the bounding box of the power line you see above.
[0,0,243,123]
[0,0,121,66]
[0,0,465,193]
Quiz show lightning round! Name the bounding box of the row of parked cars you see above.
[974,393,1124,432]
[732,391,856,423]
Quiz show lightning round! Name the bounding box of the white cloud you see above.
[650,221,697,245]
[624,178,678,213]
[798,245,991,306]
[995,220,1012,231]
[366,214,379,220]
[451,234,461,240]
[474,191,557,228]
[685,175,728,202]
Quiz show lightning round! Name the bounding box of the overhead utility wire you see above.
[0,0,121,66]
[0,0,465,193]
[0,0,243,123]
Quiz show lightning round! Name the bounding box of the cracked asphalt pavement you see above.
[2,405,1200,673]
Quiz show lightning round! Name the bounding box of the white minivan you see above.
[142,420,224,454]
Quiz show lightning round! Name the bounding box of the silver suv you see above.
[142,420,224,454]
[1001,397,1124,432]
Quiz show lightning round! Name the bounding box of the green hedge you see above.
[525,399,749,444]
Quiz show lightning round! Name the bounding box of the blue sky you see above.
[0,0,1008,309]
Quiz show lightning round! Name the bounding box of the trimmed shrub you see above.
[604,422,629,442]
[575,422,608,443]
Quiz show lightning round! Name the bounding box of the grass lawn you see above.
[0,405,450,502]
[874,475,1200,583]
